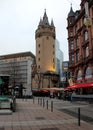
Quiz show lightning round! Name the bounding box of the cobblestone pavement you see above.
[0,99,93,130]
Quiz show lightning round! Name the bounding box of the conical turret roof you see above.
[51,19,54,27]
[39,18,43,26]
[38,9,55,28]
[43,9,49,26]
[68,6,75,17]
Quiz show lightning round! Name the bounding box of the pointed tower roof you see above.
[68,5,75,17]
[39,18,43,26]
[51,19,54,27]
[43,9,49,26]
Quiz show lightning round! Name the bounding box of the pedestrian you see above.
[71,90,76,102]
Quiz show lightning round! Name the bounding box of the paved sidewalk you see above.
[0,99,93,130]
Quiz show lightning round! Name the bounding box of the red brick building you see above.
[67,0,93,84]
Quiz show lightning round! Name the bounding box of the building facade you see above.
[55,39,63,75]
[67,0,93,84]
[0,52,35,96]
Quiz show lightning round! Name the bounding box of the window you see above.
[38,44,40,47]
[38,58,40,61]
[85,67,92,78]
[53,64,55,69]
[69,29,73,37]
[46,36,49,40]
[71,54,74,63]
[70,41,74,50]
[38,65,40,69]
[82,17,84,26]
[69,18,74,25]
[92,7,93,17]
[76,52,79,62]
[84,31,88,41]
[38,51,40,54]
[85,46,89,57]
[76,38,78,48]
[71,43,74,50]
[70,32,73,36]
[77,70,82,80]
[63,62,68,67]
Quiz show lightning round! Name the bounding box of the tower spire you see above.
[68,4,75,17]
[43,9,49,26]
[51,19,54,27]
[39,17,43,26]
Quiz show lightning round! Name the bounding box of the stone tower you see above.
[35,10,56,73]
[32,10,59,91]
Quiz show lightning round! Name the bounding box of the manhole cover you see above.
[35,117,45,120]
[40,128,59,130]
[0,127,4,130]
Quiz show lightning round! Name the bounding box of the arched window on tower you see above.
[38,50,40,54]
[38,44,40,47]
[38,58,40,61]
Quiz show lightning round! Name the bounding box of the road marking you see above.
[56,105,88,109]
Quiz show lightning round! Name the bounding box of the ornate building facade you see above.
[67,0,93,84]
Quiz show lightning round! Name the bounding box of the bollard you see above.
[43,98,45,107]
[25,96,27,101]
[38,97,39,104]
[51,101,53,112]
[46,100,48,109]
[40,98,42,106]
[33,97,34,104]
[78,107,80,126]
[41,98,42,106]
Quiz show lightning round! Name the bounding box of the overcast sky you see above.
[0,0,81,60]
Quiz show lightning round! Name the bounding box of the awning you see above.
[40,87,64,92]
[64,84,77,90]
[40,89,49,93]
[65,82,93,90]
[49,88,64,91]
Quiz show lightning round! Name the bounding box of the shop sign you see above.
[84,17,92,27]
